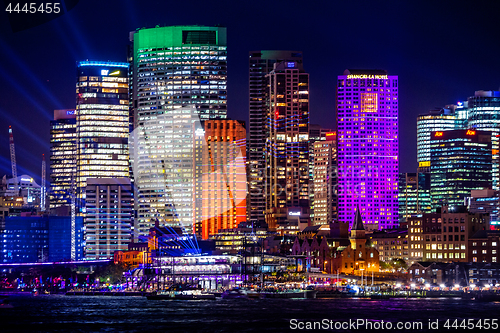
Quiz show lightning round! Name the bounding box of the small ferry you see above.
[147,284,216,300]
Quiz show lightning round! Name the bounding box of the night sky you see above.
[0,0,499,184]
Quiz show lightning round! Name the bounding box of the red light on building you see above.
[466,129,476,136]
[275,110,279,118]
[435,132,443,137]
[325,132,336,137]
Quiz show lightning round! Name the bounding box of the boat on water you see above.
[147,285,216,300]
[221,288,255,299]
[221,288,317,299]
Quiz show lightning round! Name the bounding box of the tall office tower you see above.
[49,109,77,209]
[398,172,431,225]
[265,61,310,234]
[248,50,303,227]
[75,61,130,197]
[84,178,133,260]
[336,70,399,230]
[313,132,337,225]
[416,106,457,170]
[130,26,227,238]
[467,91,500,190]
[194,119,247,239]
[130,25,227,124]
[430,129,492,210]
[131,106,199,238]
[308,124,333,221]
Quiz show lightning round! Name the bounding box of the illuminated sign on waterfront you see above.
[289,211,301,216]
[101,69,109,76]
[325,132,336,137]
[347,74,388,79]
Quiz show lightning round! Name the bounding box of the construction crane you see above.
[41,154,46,212]
[70,159,76,260]
[8,126,18,195]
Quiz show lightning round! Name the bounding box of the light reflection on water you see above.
[0,294,499,332]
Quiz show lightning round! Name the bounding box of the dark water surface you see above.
[1,294,499,332]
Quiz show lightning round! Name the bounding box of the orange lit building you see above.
[194,119,247,239]
[113,250,146,267]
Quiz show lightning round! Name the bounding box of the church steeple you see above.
[350,206,366,249]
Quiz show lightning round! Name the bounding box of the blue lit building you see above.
[48,216,84,262]
[1,216,49,263]
[0,215,84,263]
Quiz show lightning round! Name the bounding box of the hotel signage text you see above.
[347,75,388,79]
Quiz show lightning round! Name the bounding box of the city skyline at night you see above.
[1,1,499,182]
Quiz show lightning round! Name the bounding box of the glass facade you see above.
[430,129,492,210]
[131,26,227,239]
[131,25,227,122]
[398,172,431,225]
[416,107,457,167]
[467,91,500,190]
[336,70,399,230]
[50,109,77,209]
[75,61,130,197]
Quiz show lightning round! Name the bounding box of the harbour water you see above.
[1,294,499,332]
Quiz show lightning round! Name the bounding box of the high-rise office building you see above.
[430,129,492,210]
[130,26,227,238]
[131,106,199,238]
[398,172,431,225]
[313,132,337,225]
[248,50,303,227]
[130,25,227,123]
[265,61,309,234]
[467,91,500,190]
[416,107,457,170]
[50,109,77,209]
[75,61,130,196]
[194,119,247,239]
[84,178,133,260]
[308,124,333,221]
[336,70,399,230]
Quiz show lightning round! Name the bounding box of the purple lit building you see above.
[336,70,399,230]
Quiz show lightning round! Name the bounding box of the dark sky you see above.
[0,0,499,184]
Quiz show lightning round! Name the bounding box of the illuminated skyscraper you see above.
[430,129,492,210]
[75,61,130,196]
[336,69,398,230]
[50,109,77,209]
[313,132,337,225]
[265,61,309,234]
[467,91,500,190]
[194,119,247,239]
[398,172,431,225]
[248,50,303,227]
[130,25,227,124]
[416,106,458,170]
[130,26,227,238]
